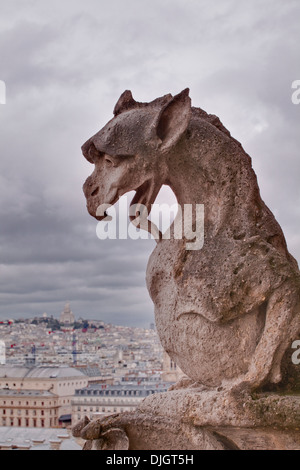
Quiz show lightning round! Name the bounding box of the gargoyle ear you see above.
[113,90,137,116]
[155,88,191,151]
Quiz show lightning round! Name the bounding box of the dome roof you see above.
[60,302,75,324]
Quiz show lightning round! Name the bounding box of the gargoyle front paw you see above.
[72,414,129,450]
[92,428,129,450]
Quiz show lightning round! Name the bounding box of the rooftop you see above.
[0,365,86,379]
[0,427,81,451]
[0,389,56,397]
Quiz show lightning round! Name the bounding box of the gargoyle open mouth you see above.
[129,180,152,220]
[94,179,163,239]
[129,179,162,240]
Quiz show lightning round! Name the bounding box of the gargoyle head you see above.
[82,89,191,221]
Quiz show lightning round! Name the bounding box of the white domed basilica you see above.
[59,302,75,326]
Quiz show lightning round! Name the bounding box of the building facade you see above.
[161,351,184,382]
[0,365,88,427]
[71,383,170,425]
[59,303,75,327]
[0,389,59,428]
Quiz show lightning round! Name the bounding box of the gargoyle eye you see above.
[104,154,134,167]
[104,156,114,166]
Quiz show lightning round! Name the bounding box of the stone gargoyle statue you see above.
[74,89,300,450]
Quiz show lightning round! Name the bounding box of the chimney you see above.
[49,439,62,450]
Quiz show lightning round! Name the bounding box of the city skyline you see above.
[0,1,299,326]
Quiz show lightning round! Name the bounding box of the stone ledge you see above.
[73,390,300,450]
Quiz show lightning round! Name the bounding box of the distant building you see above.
[59,303,75,327]
[71,382,170,425]
[75,365,113,385]
[161,351,184,382]
[0,365,88,427]
[0,341,5,365]
[0,389,59,428]
[0,426,81,450]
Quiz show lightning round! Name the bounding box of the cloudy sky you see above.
[0,0,299,327]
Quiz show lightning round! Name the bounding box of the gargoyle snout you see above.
[83,176,99,199]
[81,138,96,164]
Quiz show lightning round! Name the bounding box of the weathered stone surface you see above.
[210,427,300,450]
[72,415,90,438]
[80,418,101,440]
[75,388,300,450]
[76,89,300,450]
[91,428,129,450]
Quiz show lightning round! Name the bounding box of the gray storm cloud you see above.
[0,0,299,326]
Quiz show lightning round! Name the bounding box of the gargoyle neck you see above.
[165,158,205,207]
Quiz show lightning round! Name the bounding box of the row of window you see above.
[0,400,48,406]
[2,408,57,416]
[0,380,86,388]
[74,407,132,422]
[1,417,57,427]
[75,405,135,413]
[79,389,155,397]
[57,381,86,387]
[74,397,140,404]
